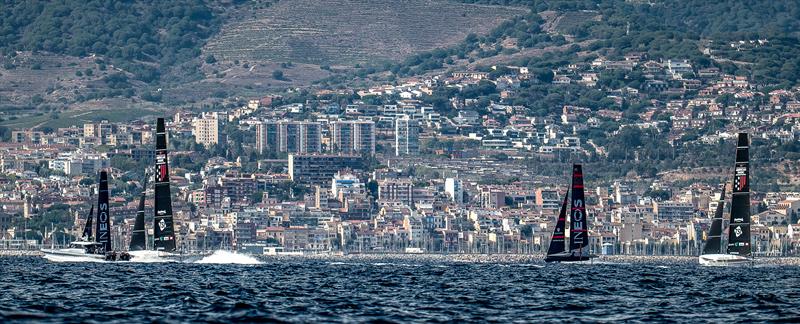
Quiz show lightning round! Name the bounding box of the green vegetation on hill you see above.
[0,0,221,84]
[364,0,800,86]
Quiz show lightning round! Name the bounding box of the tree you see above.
[250,191,264,203]
[110,156,139,171]
[272,70,286,81]
[0,126,10,142]
[367,180,378,199]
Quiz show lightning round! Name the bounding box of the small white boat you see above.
[699,254,750,266]
[41,241,106,260]
[42,171,131,262]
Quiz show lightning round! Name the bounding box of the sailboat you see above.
[153,117,177,253]
[42,171,131,261]
[127,118,205,262]
[545,164,598,262]
[699,133,752,266]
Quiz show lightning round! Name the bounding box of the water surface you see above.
[1,256,798,322]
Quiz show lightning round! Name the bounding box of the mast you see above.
[129,176,147,251]
[701,186,725,255]
[153,118,177,252]
[546,191,569,256]
[81,204,94,240]
[726,133,751,257]
[568,164,589,256]
[95,170,112,252]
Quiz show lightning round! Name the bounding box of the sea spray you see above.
[195,250,262,264]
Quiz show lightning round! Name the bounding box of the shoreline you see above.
[0,250,43,257]
[7,251,800,266]
[263,253,800,265]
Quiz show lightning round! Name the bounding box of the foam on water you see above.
[127,250,178,263]
[194,250,262,264]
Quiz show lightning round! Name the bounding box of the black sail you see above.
[702,187,725,255]
[727,133,751,256]
[81,204,94,240]
[95,171,112,252]
[568,164,589,256]
[129,182,147,251]
[153,118,177,252]
[547,191,570,256]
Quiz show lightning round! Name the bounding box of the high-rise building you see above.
[288,154,364,186]
[445,178,463,204]
[192,113,220,146]
[256,121,322,155]
[330,120,375,156]
[395,115,420,156]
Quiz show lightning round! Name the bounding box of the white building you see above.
[445,178,463,205]
[395,115,420,156]
[192,112,221,146]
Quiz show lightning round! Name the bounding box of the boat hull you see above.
[698,254,751,266]
[41,248,129,261]
[545,252,599,263]
[41,248,105,260]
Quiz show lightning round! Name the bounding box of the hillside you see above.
[3,0,800,130]
[203,0,527,66]
[333,0,800,89]
[0,0,526,120]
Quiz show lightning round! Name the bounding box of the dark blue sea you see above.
[1,256,799,322]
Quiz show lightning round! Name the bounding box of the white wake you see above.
[194,250,262,265]
[127,250,179,263]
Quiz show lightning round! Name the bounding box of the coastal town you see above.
[2,54,800,257]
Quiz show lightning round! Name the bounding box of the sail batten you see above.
[153,118,177,252]
[726,133,751,257]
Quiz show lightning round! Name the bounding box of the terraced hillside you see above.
[205,0,527,65]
